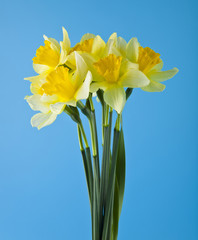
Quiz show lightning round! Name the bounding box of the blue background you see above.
[1,0,197,239]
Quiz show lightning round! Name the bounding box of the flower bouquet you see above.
[25,28,178,240]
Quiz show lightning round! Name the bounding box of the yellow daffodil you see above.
[25,27,71,82]
[89,54,150,113]
[71,33,106,58]
[25,52,92,129]
[108,33,179,92]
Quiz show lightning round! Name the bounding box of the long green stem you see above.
[79,122,89,148]
[77,100,100,240]
[77,124,84,151]
[115,114,121,131]
[77,124,93,208]
[102,129,120,240]
[99,109,113,239]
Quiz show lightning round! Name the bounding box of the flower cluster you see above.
[25,27,178,129]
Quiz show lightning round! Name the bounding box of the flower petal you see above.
[126,37,139,62]
[62,27,71,52]
[92,35,106,57]
[109,32,117,42]
[50,102,66,114]
[116,37,127,57]
[41,94,58,103]
[31,112,57,129]
[120,69,150,88]
[43,35,60,53]
[25,94,50,113]
[59,42,68,64]
[65,100,77,107]
[141,80,166,92]
[74,51,88,82]
[75,71,92,100]
[150,60,164,72]
[104,87,126,114]
[120,59,139,76]
[24,72,48,82]
[148,68,179,82]
[33,64,50,74]
[104,39,115,57]
[90,81,110,93]
[81,33,96,42]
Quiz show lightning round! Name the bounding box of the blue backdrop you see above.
[1,0,197,239]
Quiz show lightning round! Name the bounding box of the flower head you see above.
[25,52,92,129]
[89,54,149,113]
[69,33,106,59]
[25,27,71,82]
[109,33,179,92]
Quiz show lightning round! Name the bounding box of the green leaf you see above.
[112,128,126,240]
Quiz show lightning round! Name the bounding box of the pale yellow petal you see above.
[75,71,92,100]
[81,33,96,42]
[148,67,179,82]
[25,94,50,113]
[59,42,68,64]
[50,102,66,114]
[141,80,166,92]
[33,64,50,74]
[119,69,150,88]
[40,94,59,103]
[24,72,48,82]
[43,35,60,53]
[74,51,88,84]
[92,35,106,57]
[65,100,76,107]
[62,27,71,52]
[109,32,117,42]
[116,37,127,57]
[90,81,109,93]
[104,86,126,114]
[126,37,139,62]
[103,39,114,57]
[120,59,139,76]
[31,112,57,129]
[150,60,164,72]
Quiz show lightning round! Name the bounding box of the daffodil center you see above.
[33,40,60,68]
[93,54,122,83]
[71,38,94,53]
[138,47,161,74]
[38,66,77,102]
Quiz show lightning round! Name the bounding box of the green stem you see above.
[79,122,89,148]
[104,105,109,127]
[77,100,100,240]
[77,124,84,151]
[77,123,93,205]
[102,129,120,240]
[99,109,113,239]
[89,94,95,111]
[115,114,121,131]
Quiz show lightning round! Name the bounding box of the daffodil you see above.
[108,33,179,92]
[89,54,149,113]
[25,27,71,82]
[70,33,106,58]
[25,52,92,129]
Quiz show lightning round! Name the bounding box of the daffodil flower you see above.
[71,33,106,58]
[108,33,179,92]
[25,27,71,82]
[25,52,92,129]
[89,54,150,113]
